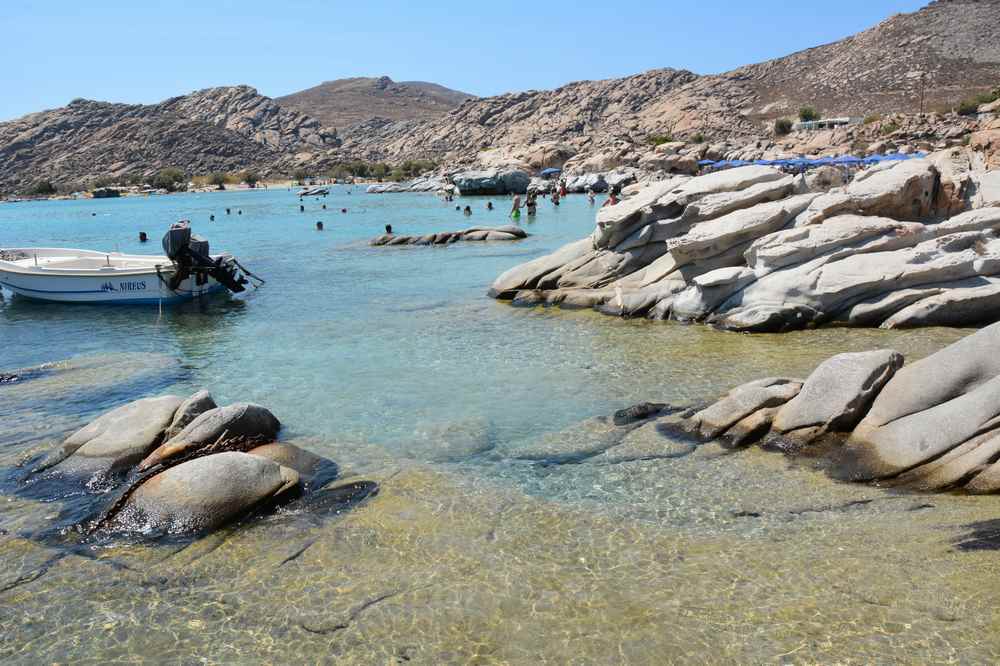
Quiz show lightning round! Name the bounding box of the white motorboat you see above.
[0,222,260,305]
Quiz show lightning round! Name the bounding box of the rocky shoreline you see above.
[487,147,1000,331]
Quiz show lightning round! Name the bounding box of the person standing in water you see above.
[526,192,537,216]
[487,201,494,211]
[463,205,472,216]
[587,189,596,205]
[510,194,522,220]
[559,179,567,198]
[602,187,620,207]
[551,190,561,206]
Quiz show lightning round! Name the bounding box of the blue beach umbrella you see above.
[697,159,715,166]
[539,167,561,177]
[832,155,862,165]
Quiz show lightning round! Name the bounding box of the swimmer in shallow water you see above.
[510,194,522,219]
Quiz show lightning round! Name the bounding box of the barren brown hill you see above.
[0,86,339,192]
[346,0,1000,164]
[276,76,473,134]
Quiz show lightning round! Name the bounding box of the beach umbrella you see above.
[832,155,862,165]
[539,167,562,177]
[697,159,715,166]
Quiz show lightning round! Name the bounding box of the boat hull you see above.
[0,270,226,304]
[0,248,231,304]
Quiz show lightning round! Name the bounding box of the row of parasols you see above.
[699,152,927,170]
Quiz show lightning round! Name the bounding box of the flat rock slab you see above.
[370,225,528,246]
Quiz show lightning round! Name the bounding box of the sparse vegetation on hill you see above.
[798,106,821,122]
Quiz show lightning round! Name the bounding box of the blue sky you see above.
[2,0,927,121]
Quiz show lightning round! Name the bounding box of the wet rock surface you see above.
[7,391,371,539]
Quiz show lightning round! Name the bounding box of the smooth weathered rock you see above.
[772,350,903,435]
[112,452,299,534]
[593,167,785,249]
[723,406,781,447]
[489,238,593,298]
[794,159,938,226]
[138,403,281,471]
[249,442,337,485]
[164,390,217,440]
[691,377,802,440]
[892,430,1000,491]
[846,321,1000,479]
[50,395,184,474]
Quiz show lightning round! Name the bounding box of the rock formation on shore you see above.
[370,225,528,246]
[489,149,1000,331]
[27,390,370,536]
[665,321,1000,494]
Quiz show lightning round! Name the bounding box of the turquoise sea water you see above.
[5,187,1000,663]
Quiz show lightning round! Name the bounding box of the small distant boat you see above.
[298,187,329,197]
[0,221,261,305]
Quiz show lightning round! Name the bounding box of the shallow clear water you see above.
[2,188,998,663]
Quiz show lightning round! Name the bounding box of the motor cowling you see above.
[162,221,192,260]
[161,220,247,294]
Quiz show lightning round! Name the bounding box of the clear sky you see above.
[2,0,928,121]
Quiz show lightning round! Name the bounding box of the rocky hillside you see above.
[339,68,703,162]
[346,0,1000,165]
[276,76,473,135]
[0,86,338,192]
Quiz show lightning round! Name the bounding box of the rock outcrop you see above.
[669,322,1000,495]
[370,225,528,246]
[451,169,531,195]
[26,391,363,536]
[490,155,1000,332]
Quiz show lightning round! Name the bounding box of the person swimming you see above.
[385,224,393,234]
[587,189,595,205]
[487,201,494,210]
[463,205,472,216]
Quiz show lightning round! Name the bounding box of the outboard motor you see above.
[160,221,250,294]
